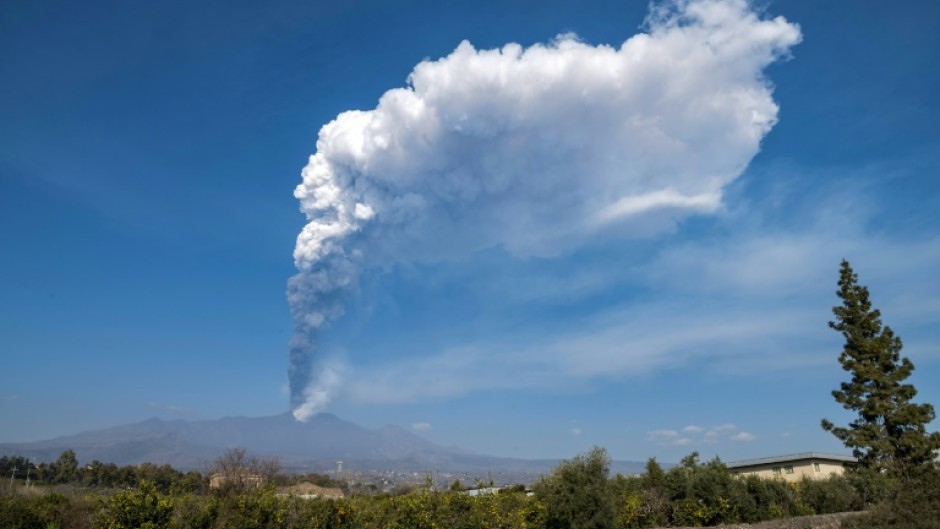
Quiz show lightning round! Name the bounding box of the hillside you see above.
[0,412,647,476]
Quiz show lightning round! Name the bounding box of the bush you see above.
[212,487,288,529]
[0,494,44,529]
[168,493,217,529]
[664,454,741,526]
[844,466,893,508]
[534,447,613,529]
[93,481,173,529]
[797,475,859,514]
[732,475,800,522]
[842,465,940,529]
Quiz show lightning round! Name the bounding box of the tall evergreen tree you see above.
[822,260,940,472]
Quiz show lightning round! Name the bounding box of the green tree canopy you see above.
[53,449,79,484]
[821,260,940,472]
[93,480,173,529]
[533,446,613,529]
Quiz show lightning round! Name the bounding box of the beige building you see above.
[726,452,856,482]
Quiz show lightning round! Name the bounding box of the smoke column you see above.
[288,0,801,421]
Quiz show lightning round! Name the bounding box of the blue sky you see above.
[1,0,939,464]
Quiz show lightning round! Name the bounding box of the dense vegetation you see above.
[0,447,894,529]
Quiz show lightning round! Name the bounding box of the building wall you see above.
[730,459,847,482]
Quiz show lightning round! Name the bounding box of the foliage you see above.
[1,447,880,529]
[821,260,940,473]
[8,450,201,494]
[533,446,613,529]
[609,471,667,528]
[212,487,288,529]
[796,475,861,514]
[93,480,174,529]
[168,493,218,529]
[0,456,35,482]
[664,453,740,525]
[54,449,80,484]
[0,494,44,529]
[841,464,940,529]
[842,466,892,508]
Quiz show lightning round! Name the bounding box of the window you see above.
[784,466,794,474]
[772,467,781,475]
[814,463,821,472]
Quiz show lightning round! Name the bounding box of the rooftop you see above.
[726,452,857,469]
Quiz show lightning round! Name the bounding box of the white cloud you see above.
[294,0,800,265]
[646,423,755,446]
[411,422,432,431]
[703,424,737,441]
[571,428,582,436]
[646,429,694,446]
[648,429,679,438]
[287,0,802,417]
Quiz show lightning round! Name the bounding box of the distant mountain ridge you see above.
[0,412,648,476]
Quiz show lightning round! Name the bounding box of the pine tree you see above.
[821,260,940,472]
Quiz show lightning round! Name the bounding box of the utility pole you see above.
[10,466,17,491]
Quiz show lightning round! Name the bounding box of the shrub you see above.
[93,480,173,529]
[212,487,288,529]
[842,465,940,529]
[797,475,859,514]
[534,447,613,529]
[0,494,44,529]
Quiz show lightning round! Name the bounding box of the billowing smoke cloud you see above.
[288,0,801,421]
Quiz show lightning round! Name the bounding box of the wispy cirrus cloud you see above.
[343,299,827,404]
[338,221,940,405]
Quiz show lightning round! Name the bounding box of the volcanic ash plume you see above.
[287,0,801,421]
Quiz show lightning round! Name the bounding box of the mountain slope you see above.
[0,413,648,475]
[0,413,443,469]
